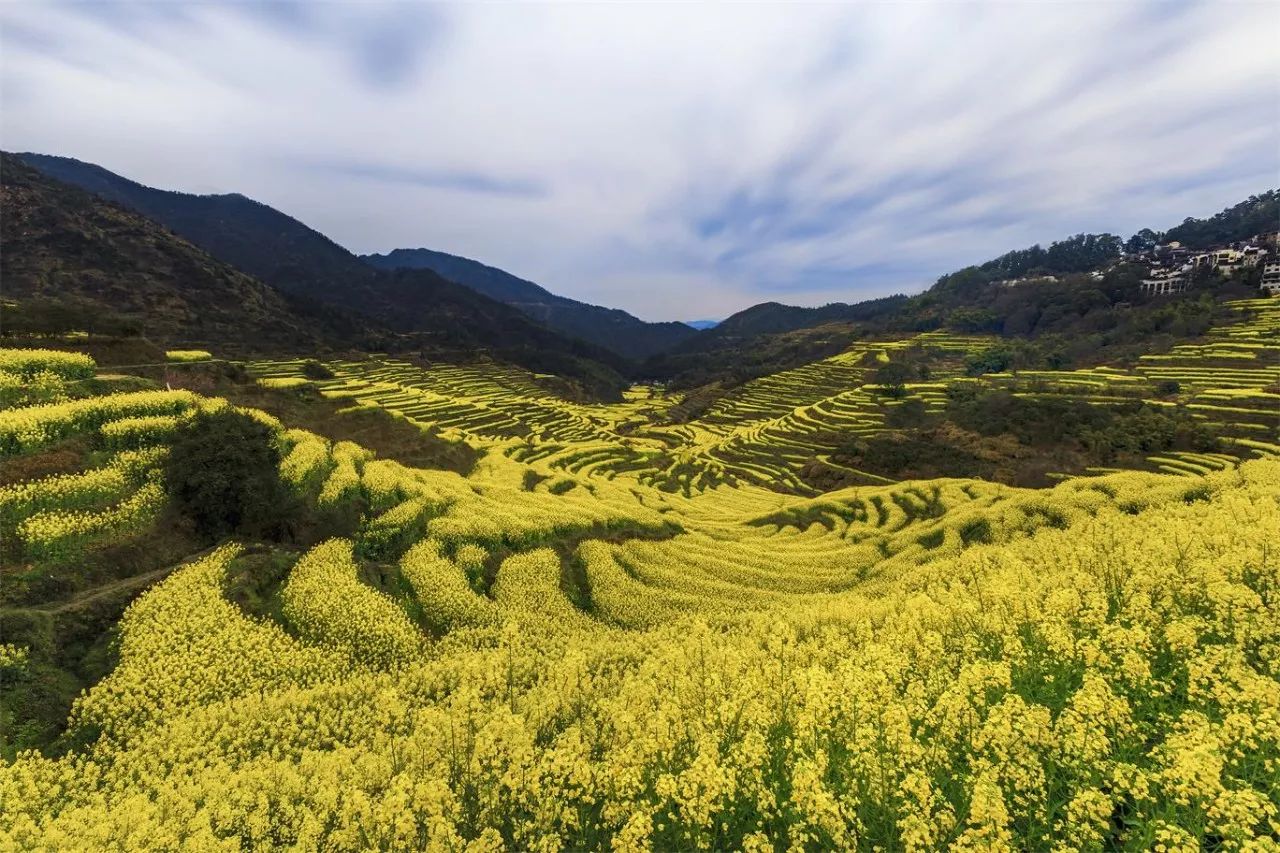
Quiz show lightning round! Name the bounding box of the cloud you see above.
[294,157,546,198]
[2,1,1277,320]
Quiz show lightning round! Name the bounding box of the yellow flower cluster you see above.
[0,389,196,455]
[281,538,425,668]
[0,347,95,380]
[0,449,165,534]
[67,544,348,742]
[400,538,498,632]
[359,497,429,557]
[318,441,372,506]
[426,480,671,550]
[2,340,1279,849]
[0,368,69,409]
[258,375,310,389]
[0,643,30,672]
[163,350,212,362]
[15,478,167,563]
[279,428,333,493]
[3,460,1275,849]
[490,548,597,632]
[98,414,180,451]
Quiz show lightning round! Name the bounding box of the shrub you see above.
[886,398,930,428]
[872,362,913,398]
[164,408,290,540]
[302,360,335,381]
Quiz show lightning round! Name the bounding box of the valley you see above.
[1,288,1277,847]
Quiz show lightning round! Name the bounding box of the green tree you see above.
[873,362,914,398]
[164,409,291,540]
[302,360,335,380]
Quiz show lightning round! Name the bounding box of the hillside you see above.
[1163,189,1279,248]
[643,296,909,389]
[13,153,630,396]
[0,155,366,352]
[2,336,1277,848]
[653,192,1277,391]
[15,153,386,305]
[705,296,910,339]
[363,248,697,360]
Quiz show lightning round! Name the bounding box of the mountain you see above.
[643,295,910,390]
[706,297,910,340]
[684,319,719,330]
[649,190,1276,393]
[1163,190,1279,249]
[0,154,368,351]
[14,153,630,396]
[15,153,379,307]
[362,248,697,360]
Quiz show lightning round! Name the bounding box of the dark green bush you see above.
[164,409,291,540]
[873,362,914,398]
[302,360,335,380]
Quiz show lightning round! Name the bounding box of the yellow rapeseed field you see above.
[1,341,1278,850]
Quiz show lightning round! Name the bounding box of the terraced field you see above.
[247,332,1000,494]
[247,303,1278,493]
[971,299,1280,475]
[2,301,1278,849]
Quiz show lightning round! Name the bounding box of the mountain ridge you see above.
[361,247,698,360]
[0,154,368,352]
[13,152,631,397]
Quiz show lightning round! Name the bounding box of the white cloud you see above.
[2,1,1277,320]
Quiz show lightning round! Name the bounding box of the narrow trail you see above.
[14,543,272,615]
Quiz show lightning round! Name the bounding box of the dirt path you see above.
[20,543,270,615]
[28,565,177,614]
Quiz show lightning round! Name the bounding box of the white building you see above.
[1141,266,1190,296]
[1261,262,1280,296]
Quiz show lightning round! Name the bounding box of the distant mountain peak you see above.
[13,151,631,396]
[362,247,697,361]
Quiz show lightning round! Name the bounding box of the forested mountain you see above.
[17,154,694,364]
[648,191,1276,391]
[931,233,1125,295]
[15,150,1275,399]
[0,155,366,351]
[643,296,910,388]
[363,248,697,360]
[15,153,384,305]
[701,296,910,339]
[13,153,630,396]
[1163,190,1278,248]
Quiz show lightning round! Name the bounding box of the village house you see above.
[1241,246,1267,266]
[1141,238,1272,296]
[1140,265,1191,296]
[1261,262,1280,296]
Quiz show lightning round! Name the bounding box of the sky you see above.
[2,1,1278,322]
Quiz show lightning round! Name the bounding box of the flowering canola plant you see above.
[3,343,1280,850]
[1,459,1276,850]
[163,350,213,363]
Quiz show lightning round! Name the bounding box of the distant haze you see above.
[1,1,1276,320]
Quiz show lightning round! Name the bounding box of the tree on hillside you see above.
[1163,191,1279,248]
[873,362,914,397]
[164,409,292,539]
[1125,228,1161,254]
